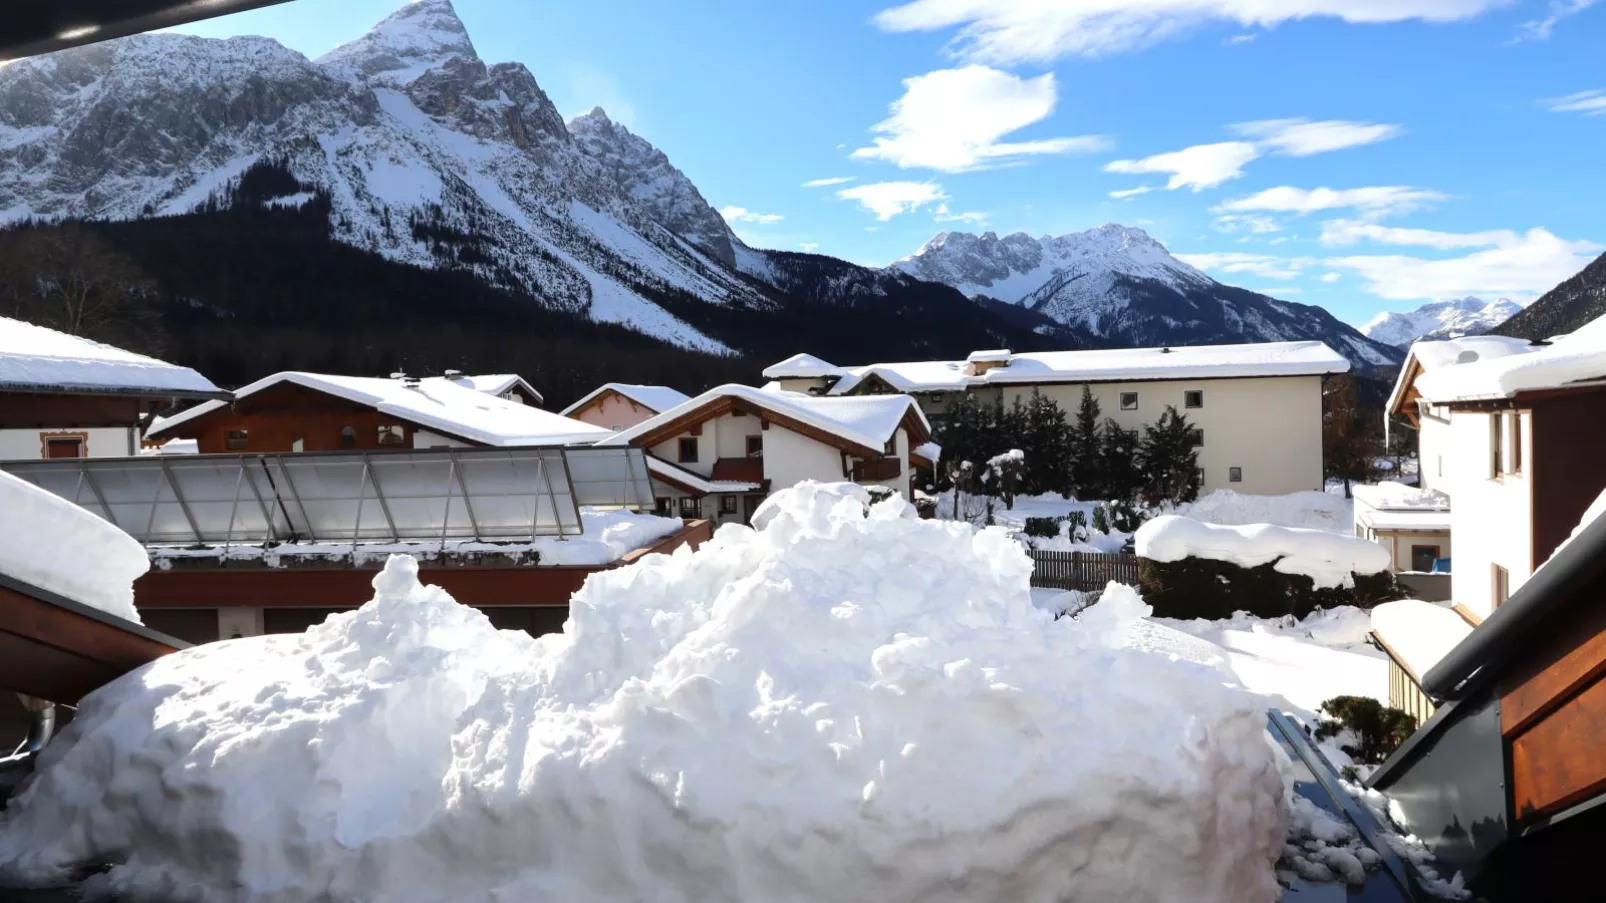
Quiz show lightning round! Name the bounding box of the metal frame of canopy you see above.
[0,446,655,549]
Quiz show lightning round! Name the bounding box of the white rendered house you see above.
[560,384,691,432]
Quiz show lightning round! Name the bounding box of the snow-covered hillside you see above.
[895,226,1402,368]
[0,0,761,353]
[1360,297,1523,348]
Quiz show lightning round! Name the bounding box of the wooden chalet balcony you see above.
[850,457,901,482]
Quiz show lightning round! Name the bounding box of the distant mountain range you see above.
[0,0,1412,386]
[1360,297,1524,348]
[1490,252,1606,342]
[892,226,1402,368]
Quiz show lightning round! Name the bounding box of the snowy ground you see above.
[1174,489,1354,535]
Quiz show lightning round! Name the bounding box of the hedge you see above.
[1136,555,1405,620]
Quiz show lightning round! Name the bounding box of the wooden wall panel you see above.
[1511,672,1606,822]
[0,392,147,429]
[163,384,427,453]
[1530,392,1606,569]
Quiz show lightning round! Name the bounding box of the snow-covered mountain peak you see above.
[317,0,478,87]
[1360,296,1524,348]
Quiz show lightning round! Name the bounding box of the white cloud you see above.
[1109,185,1156,200]
[852,66,1112,172]
[934,203,990,224]
[1230,118,1403,156]
[1543,88,1606,116]
[872,0,1509,63]
[837,181,948,220]
[1176,252,1316,281]
[1218,185,1446,218]
[1225,33,1258,44]
[1325,227,1603,301]
[1320,219,1517,249]
[802,177,856,188]
[719,205,784,225]
[798,242,821,253]
[1215,213,1282,234]
[1105,141,1260,191]
[1514,0,1599,41]
[1320,272,1343,283]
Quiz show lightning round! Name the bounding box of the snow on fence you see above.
[1029,549,1140,591]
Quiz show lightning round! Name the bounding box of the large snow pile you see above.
[1176,489,1354,534]
[1138,515,1391,589]
[0,482,1288,903]
[0,470,147,623]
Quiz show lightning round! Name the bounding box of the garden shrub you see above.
[1314,696,1418,764]
[1022,517,1063,539]
[1137,556,1406,621]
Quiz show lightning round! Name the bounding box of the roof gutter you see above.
[0,383,231,401]
[1421,507,1606,700]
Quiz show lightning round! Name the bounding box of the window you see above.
[654,497,672,516]
[339,426,357,449]
[679,496,701,517]
[720,495,738,514]
[1510,412,1523,474]
[1488,414,1503,478]
[377,425,405,446]
[1188,428,1204,447]
[43,435,84,459]
[226,429,249,450]
[291,438,305,453]
[1119,392,1139,411]
[1228,466,1243,483]
[1411,545,1441,573]
[1493,564,1511,608]
[884,437,897,457]
[746,435,763,458]
[678,437,699,463]
[1184,390,1203,409]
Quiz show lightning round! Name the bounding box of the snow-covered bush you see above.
[0,482,1289,903]
[1314,696,1417,766]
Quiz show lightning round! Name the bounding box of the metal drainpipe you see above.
[0,694,57,770]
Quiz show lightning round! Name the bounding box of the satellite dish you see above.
[1456,350,1480,364]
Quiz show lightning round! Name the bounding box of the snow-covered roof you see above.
[912,441,941,465]
[600,384,929,454]
[0,316,222,397]
[814,341,1349,396]
[761,353,848,379]
[149,372,610,447]
[1357,508,1452,532]
[1370,600,1473,680]
[1415,314,1606,403]
[560,383,691,417]
[445,373,543,404]
[646,455,762,494]
[1385,334,1541,413]
[1351,482,1450,512]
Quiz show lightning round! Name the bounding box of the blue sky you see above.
[175,0,1604,326]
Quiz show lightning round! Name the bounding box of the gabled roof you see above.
[445,373,543,404]
[559,383,691,417]
[599,384,930,458]
[1385,335,1540,416]
[821,341,1349,396]
[1413,316,1606,404]
[0,315,223,398]
[761,353,847,380]
[147,372,609,447]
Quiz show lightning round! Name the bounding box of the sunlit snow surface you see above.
[0,482,1287,903]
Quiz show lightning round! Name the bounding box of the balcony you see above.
[851,457,902,482]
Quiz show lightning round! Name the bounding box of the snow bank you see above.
[1369,600,1473,680]
[0,482,1288,903]
[1176,488,1354,534]
[0,470,146,623]
[1138,515,1392,589]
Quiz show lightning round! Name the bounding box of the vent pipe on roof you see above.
[443,369,464,378]
[1160,347,1172,354]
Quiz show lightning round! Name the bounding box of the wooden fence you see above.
[1029,550,1141,591]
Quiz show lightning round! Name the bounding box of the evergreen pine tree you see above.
[933,393,987,488]
[1138,406,1203,505]
[1099,418,1143,504]
[1069,386,1104,499]
[1018,390,1073,496]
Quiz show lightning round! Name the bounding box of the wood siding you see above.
[0,581,185,704]
[0,391,151,429]
[1530,392,1606,570]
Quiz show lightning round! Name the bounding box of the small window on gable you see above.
[1120,392,1139,411]
[378,425,405,446]
[339,426,357,449]
[1229,466,1243,483]
[746,435,763,458]
[1184,390,1203,409]
[44,436,84,459]
[678,437,699,463]
[226,429,249,450]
